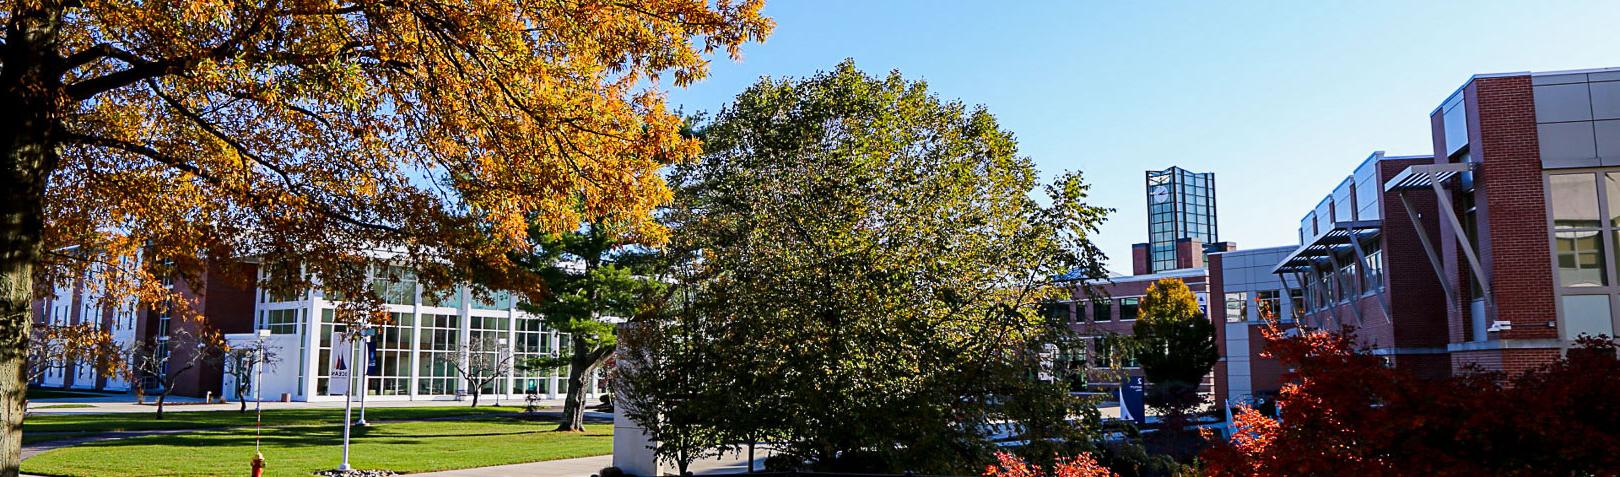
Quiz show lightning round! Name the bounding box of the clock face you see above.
[1151,186,1170,204]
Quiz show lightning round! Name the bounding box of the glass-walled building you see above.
[1146,166,1218,273]
[241,265,599,402]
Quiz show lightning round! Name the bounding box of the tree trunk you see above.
[155,392,167,420]
[556,335,595,432]
[1,6,66,476]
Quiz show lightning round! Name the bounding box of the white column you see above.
[505,304,518,398]
[408,282,423,400]
[456,288,472,397]
[302,300,321,400]
[611,323,660,476]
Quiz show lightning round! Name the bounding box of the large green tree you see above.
[648,60,1112,473]
[517,219,664,432]
[1133,278,1217,389]
[1131,277,1217,460]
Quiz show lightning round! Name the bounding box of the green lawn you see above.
[22,417,611,477]
[25,405,524,434]
[21,406,528,445]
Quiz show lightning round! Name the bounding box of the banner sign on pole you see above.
[366,337,380,377]
[1119,375,1146,424]
[328,332,352,395]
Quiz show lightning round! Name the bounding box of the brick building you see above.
[1256,67,1620,380]
[31,257,257,397]
[1271,151,1454,378]
[1408,67,1620,374]
[33,257,594,402]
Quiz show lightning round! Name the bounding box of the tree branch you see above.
[145,81,404,234]
[65,0,280,100]
[60,133,215,182]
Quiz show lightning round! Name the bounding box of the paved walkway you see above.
[26,394,568,415]
[412,453,766,476]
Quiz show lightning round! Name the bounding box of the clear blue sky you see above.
[664,1,1620,273]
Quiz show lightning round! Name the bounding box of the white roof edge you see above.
[1209,245,1297,256]
[1081,267,1207,285]
[1428,66,1620,115]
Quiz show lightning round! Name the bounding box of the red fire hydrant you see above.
[251,452,266,477]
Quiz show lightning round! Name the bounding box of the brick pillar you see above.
[1132,243,1150,275]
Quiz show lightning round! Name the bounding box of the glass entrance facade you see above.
[255,266,586,401]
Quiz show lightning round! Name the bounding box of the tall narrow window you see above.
[1551,173,1608,287]
[1288,289,1305,322]
[1255,290,1280,321]
[1224,292,1248,323]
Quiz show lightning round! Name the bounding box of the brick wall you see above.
[1209,254,1227,403]
[1132,243,1151,276]
[1470,76,1559,342]
[1378,157,1452,352]
[1175,238,1204,270]
[1246,324,1293,396]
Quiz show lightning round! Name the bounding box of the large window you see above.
[513,315,556,394]
[1225,292,1248,323]
[363,312,415,396]
[371,266,417,305]
[259,309,300,335]
[1338,261,1357,299]
[1040,301,1072,323]
[469,315,510,394]
[1119,297,1140,321]
[1092,334,1138,368]
[1092,300,1112,322]
[1362,242,1385,293]
[1551,173,1607,287]
[317,309,411,395]
[1562,295,1615,340]
[1256,290,1280,322]
[471,291,513,310]
[425,287,462,309]
[417,314,461,395]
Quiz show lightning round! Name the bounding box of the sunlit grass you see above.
[22,416,610,477]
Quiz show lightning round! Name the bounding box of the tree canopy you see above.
[7,0,772,311]
[0,1,771,473]
[517,217,665,432]
[1133,278,1217,388]
[636,60,1112,473]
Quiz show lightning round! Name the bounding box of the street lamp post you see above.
[356,327,374,426]
[339,333,355,472]
[495,338,508,406]
[254,329,270,452]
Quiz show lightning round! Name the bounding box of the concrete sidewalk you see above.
[412,453,765,477]
[27,395,565,415]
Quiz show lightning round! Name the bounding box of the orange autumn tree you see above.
[983,451,1114,477]
[0,0,772,473]
[1202,324,1620,476]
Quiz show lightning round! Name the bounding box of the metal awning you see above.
[1384,162,1471,192]
[1272,220,1383,274]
